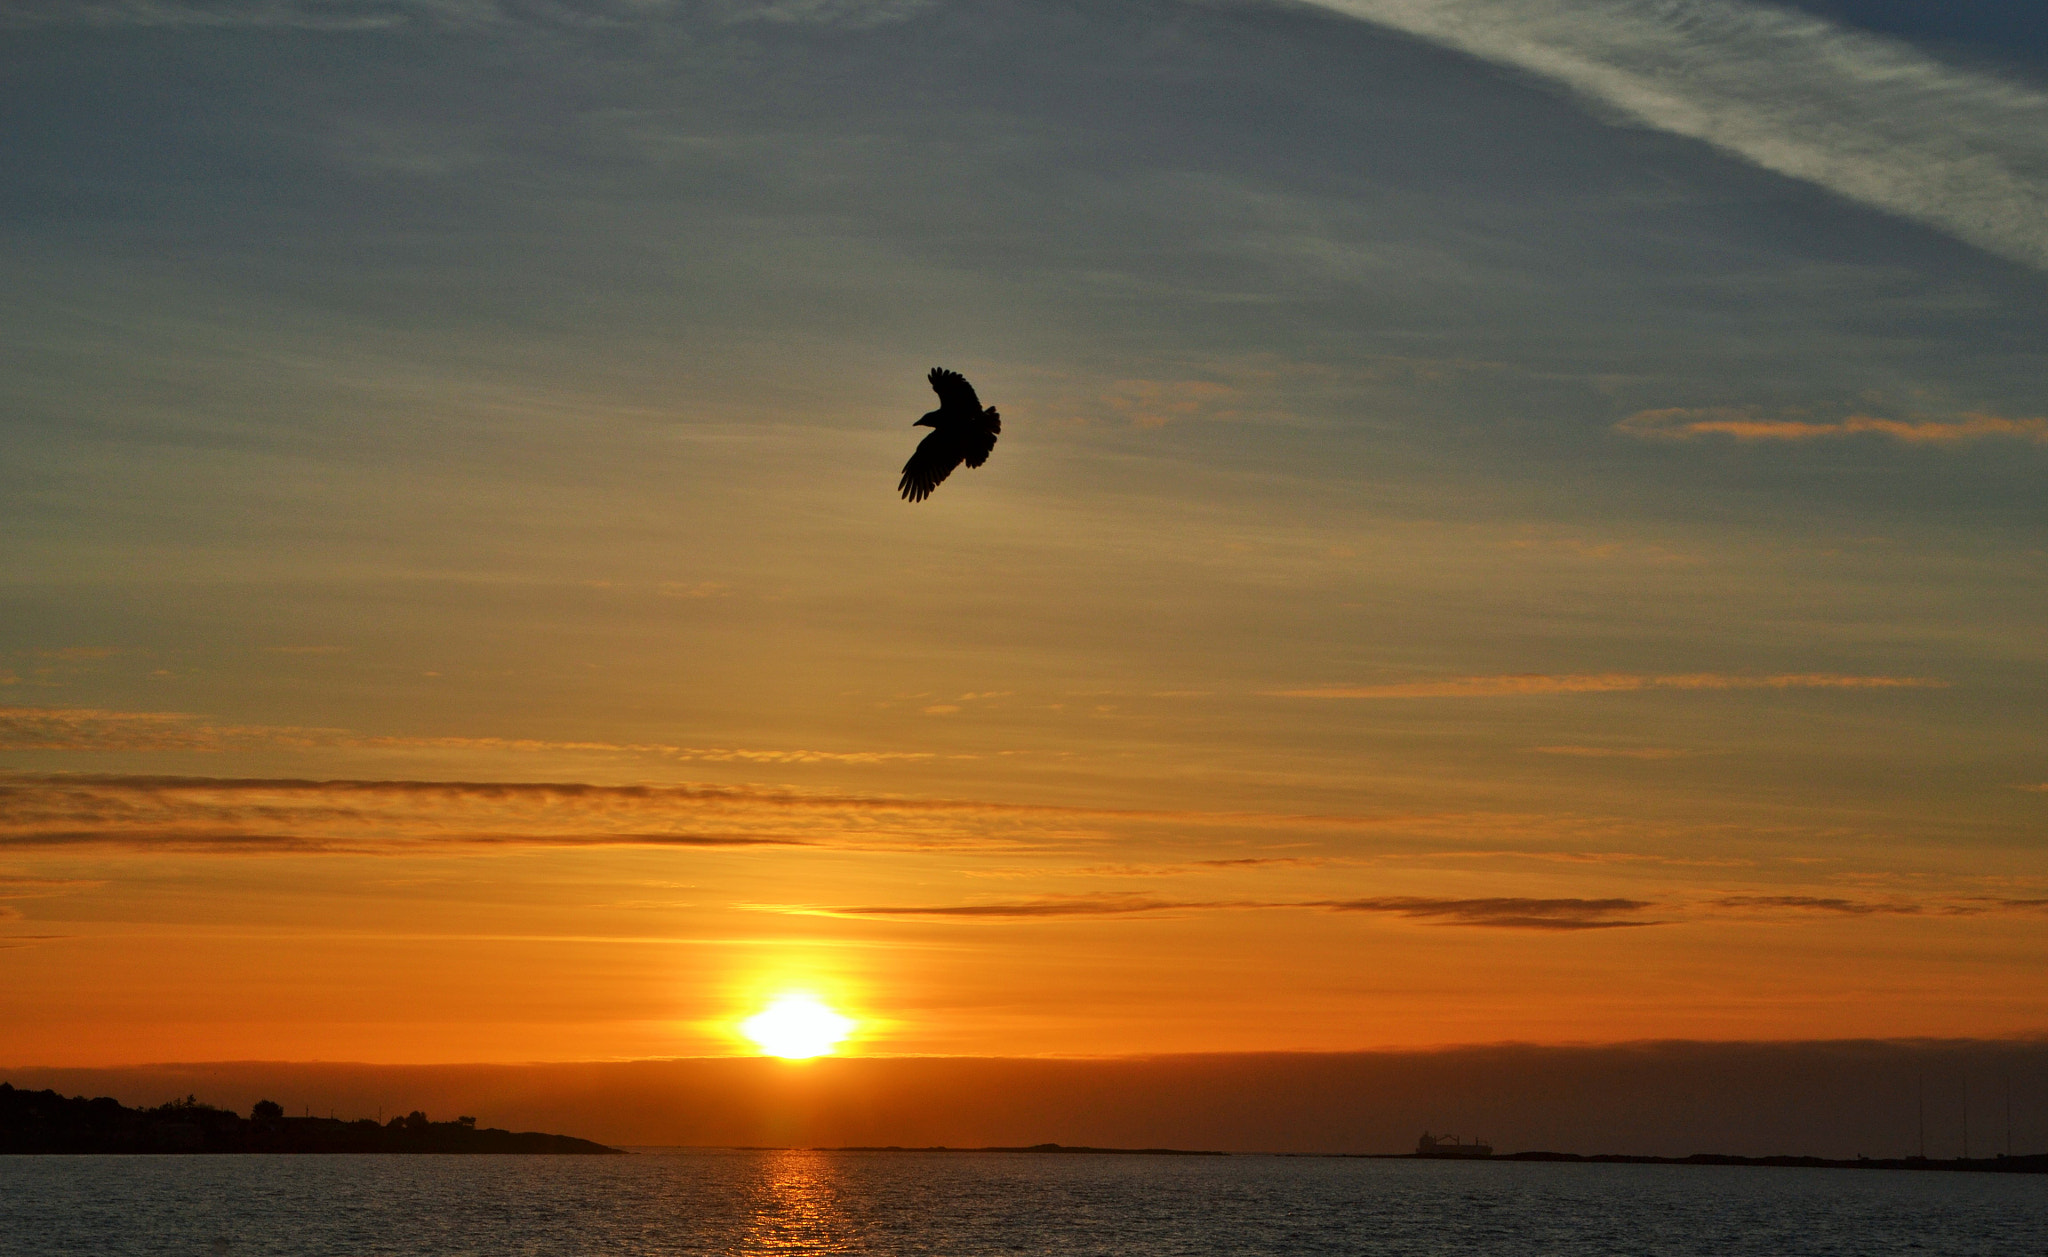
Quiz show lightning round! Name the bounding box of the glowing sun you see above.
[740,994,855,1059]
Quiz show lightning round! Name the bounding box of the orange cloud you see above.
[0,707,277,752]
[1524,746,1691,759]
[790,895,1239,920]
[1309,896,1658,930]
[1618,407,2048,444]
[0,706,936,764]
[0,875,104,896]
[0,770,1948,873]
[1713,895,1924,916]
[1271,673,1943,698]
[1710,895,2048,918]
[786,895,1663,931]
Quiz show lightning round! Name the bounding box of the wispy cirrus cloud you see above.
[1302,0,2048,270]
[1309,896,1658,930]
[1272,673,1943,698]
[0,773,1301,855]
[349,737,938,766]
[0,875,105,896]
[0,771,1931,863]
[1618,408,2048,445]
[0,0,932,31]
[788,895,1240,920]
[0,707,287,753]
[1717,894,2048,918]
[786,894,1662,930]
[0,775,860,854]
[1524,745,1691,760]
[1714,894,1925,916]
[0,0,425,29]
[0,706,937,765]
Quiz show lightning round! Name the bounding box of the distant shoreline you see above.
[1,1082,619,1155]
[802,1143,2046,1174]
[1387,1150,2048,1175]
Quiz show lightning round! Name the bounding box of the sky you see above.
[2,0,2045,1078]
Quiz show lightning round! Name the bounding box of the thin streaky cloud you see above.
[1710,895,2048,917]
[1272,673,1944,698]
[0,828,808,854]
[0,935,77,950]
[0,0,932,30]
[1620,408,2048,444]
[794,895,1663,930]
[352,737,941,765]
[1524,745,1692,759]
[0,0,425,29]
[0,773,1937,861]
[1193,856,1326,868]
[0,706,936,763]
[785,896,1242,920]
[1383,849,1752,868]
[0,876,106,895]
[1714,894,1925,916]
[1307,895,1659,930]
[0,769,1569,829]
[1300,0,2048,270]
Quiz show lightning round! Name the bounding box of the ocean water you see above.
[2,1149,2042,1256]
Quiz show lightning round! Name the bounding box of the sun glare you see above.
[740,994,855,1059]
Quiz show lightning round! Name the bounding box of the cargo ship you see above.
[1416,1131,1493,1158]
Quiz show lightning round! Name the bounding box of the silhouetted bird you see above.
[899,368,1001,502]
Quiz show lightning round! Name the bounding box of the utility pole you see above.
[2007,1074,2014,1158]
[1962,1076,1970,1160]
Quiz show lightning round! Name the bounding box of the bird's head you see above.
[915,410,941,428]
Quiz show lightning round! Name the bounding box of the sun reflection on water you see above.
[735,1150,857,1255]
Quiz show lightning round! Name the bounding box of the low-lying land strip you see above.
[0,1082,619,1154]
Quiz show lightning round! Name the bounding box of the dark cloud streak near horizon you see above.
[799,894,1663,929]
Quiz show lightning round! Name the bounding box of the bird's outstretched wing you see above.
[962,408,1001,469]
[928,367,981,413]
[900,427,966,502]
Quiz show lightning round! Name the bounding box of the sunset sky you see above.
[3,0,2045,1074]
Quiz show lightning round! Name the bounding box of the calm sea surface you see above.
[2,1149,2042,1256]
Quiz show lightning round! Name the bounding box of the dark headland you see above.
[0,1082,620,1154]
